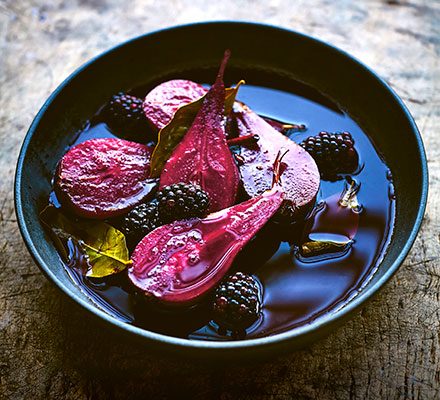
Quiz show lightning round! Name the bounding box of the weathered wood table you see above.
[1,0,439,398]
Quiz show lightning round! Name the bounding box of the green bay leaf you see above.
[150,80,244,177]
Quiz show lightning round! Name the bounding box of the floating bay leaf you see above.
[301,238,353,258]
[150,80,244,177]
[40,206,131,278]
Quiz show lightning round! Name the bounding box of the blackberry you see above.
[104,92,146,133]
[213,272,261,333]
[121,201,160,249]
[300,131,358,179]
[156,183,210,223]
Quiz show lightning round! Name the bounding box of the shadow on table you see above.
[52,287,342,399]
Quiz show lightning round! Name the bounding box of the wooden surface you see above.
[1,0,439,398]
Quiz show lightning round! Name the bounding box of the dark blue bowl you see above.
[15,22,428,360]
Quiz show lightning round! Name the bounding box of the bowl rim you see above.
[15,21,428,352]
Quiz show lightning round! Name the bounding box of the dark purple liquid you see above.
[51,84,395,341]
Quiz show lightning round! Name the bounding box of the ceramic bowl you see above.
[15,22,428,360]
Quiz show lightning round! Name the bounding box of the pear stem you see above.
[272,150,289,187]
[216,49,231,82]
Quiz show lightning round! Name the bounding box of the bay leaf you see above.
[150,80,244,177]
[301,239,352,258]
[40,206,131,278]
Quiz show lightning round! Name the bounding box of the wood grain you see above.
[1,0,439,398]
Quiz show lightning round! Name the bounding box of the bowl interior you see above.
[15,22,427,357]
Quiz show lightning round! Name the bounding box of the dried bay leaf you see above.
[40,206,131,278]
[297,178,361,262]
[300,238,353,258]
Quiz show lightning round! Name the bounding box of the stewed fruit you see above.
[213,272,261,333]
[128,154,286,307]
[156,183,210,223]
[121,201,161,249]
[43,50,394,342]
[104,92,147,135]
[143,80,207,131]
[159,51,240,213]
[300,131,358,179]
[55,138,156,219]
[233,102,320,221]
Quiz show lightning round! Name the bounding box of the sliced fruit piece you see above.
[128,154,286,307]
[234,102,320,221]
[143,80,207,131]
[159,51,240,213]
[129,185,284,307]
[55,138,156,219]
